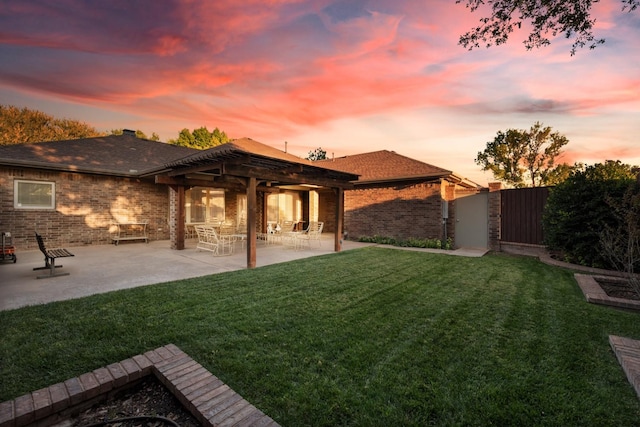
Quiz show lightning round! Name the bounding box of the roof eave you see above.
[447,173,482,189]
[0,159,148,178]
[354,172,450,185]
[353,172,480,188]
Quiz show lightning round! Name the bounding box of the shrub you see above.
[600,179,640,294]
[543,161,638,268]
[357,235,453,250]
[358,235,398,245]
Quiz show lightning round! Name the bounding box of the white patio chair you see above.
[294,221,324,249]
[194,225,234,256]
[233,218,248,248]
[218,219,236,236]
[280,220,301,247]
[269,220,295,245]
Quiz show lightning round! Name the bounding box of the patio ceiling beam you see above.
[155,176,232,190]
[223,165,355,189]
[166,163,223,177]
[155,175,244,191]
[165,155,250,177]
[155,175,283,193]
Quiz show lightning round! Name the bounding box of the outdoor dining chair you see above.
[194,224,234,256]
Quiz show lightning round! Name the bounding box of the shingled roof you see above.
[317,150,477,186]
[165,137,314,169]
[0,134,197,176]
[163,137,359,187]
[0,136,476,188]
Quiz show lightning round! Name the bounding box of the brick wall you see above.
[343,182,445,241]
[0,167,170,250]
[488,182,502,251]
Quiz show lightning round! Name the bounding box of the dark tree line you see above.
[0,105,103,145]
[0,105,227,150]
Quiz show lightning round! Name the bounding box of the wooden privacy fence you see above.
[500,187,550,245]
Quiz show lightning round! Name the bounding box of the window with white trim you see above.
[14,180,55,209]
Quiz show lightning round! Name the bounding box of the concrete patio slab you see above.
[0,237,486,311]
[0,237,373,311]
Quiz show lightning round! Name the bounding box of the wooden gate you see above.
[500,187,549,245]
[455,193,489,249]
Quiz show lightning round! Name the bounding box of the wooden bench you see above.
[34,232,74,279]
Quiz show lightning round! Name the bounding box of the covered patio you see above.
[153,138,358,268]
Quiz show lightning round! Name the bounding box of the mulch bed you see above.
[69,376,200,427]
[596,277,640,301]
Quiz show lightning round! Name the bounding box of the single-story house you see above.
[0,131,482,267]
[317,150,480,242]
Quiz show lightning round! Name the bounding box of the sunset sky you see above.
[0,0,638,185]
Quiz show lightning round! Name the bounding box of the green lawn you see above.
[2,247,640,426]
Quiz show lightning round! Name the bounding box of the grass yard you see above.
[2,247,640,426]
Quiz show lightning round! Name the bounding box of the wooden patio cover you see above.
[153,138,358,268]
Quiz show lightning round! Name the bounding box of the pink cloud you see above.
[0,0,637,176]
[1,1,480,121]
[560,145,640,165]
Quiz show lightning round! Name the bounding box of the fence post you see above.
[488,182,502,252]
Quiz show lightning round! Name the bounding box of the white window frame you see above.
[14,179,56,210]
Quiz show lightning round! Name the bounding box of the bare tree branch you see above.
[457,0,640,55]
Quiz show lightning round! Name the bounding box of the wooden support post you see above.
[176,185,186,250]
[335,187,344,252]
[247,177,257,268]
[169,185,186,250]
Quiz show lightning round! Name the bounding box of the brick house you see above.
[317,150,480,243]
[0,132,195,250]
[0,133,481,260]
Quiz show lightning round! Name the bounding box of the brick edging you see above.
[574,274,640,311]
[609,335,640,400]
[0,344,279,427]
[540,254,631,278]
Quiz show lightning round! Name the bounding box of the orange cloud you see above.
[0,0,637,178]
[561,146,640,165]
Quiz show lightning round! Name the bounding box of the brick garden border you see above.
[0,344,279,427]
[572,274,640,401]
[574,273,640,311]
[609,336,640,400]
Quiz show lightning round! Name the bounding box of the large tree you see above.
[168,126,229,149]
[458,0,639,55]
[0,105,103,145]
[475,122,570,187]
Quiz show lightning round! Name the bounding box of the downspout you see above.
[442,199,449,244]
